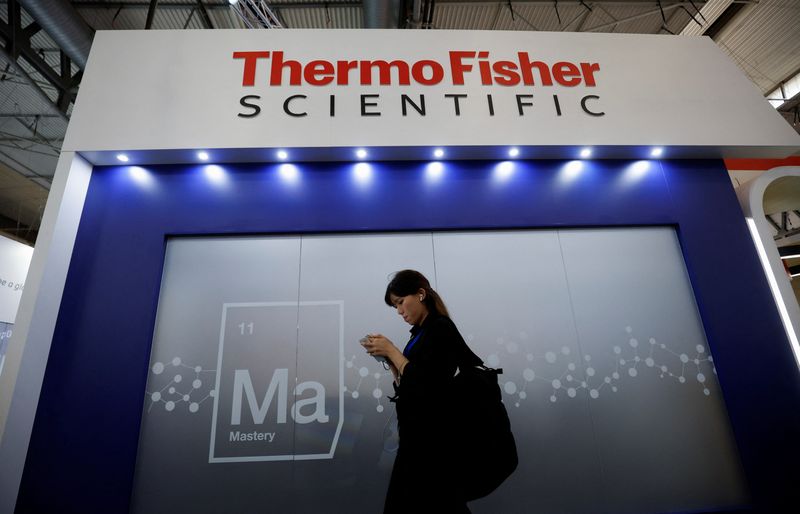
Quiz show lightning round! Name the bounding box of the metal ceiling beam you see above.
[0,48,68,122]
[363,0,401,28]
[0,2,77,120]
[146,0,160,29]
[0,148,51,184]
[17,0,94,70]
[0,17,67,92]
[0,114,61,118]
[0,211,38,246]
[196,1,216,28]
[0,127,63,149]
[421,0,709,4]
[583,3,691,31]
[0,143,59,159]
[71,0,708,8]
[73,1,335,9]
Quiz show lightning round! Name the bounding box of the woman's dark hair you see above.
[384,269,450,317]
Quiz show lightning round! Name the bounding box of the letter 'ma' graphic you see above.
[231,368,330,425]
[232,368,288,424]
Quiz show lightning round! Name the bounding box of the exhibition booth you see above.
[0,29,799,514]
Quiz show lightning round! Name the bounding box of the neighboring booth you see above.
[732,157,800,374]
[1,30,799,514]
[0,235,33,378]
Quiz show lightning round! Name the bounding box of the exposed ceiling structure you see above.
[0,0,799,246]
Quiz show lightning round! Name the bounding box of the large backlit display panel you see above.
[131,228,746,514]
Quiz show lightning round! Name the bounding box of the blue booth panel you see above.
[15,159,800,513]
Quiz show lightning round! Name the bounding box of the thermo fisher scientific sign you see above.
[64,30,799,155]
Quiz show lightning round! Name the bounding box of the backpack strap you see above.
[449,322,487,370]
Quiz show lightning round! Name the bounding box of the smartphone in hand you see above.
[359,335,386,363]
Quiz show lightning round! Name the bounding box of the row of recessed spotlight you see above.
[114,146,665,164]
[335,147,665,160]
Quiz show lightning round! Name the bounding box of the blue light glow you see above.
[493,161,515,182]
[426,162,444,182]
[508,148,520,158]
[621,161,651,184]
[433,148,445,159]
[579,148,592,159]
[197,151,209,161]
[128,166,154,188]
[278,163,299,184]
[356,149,368,160]
[650,147,664,158]
[203,165,228,185]
[559,160,584,183]
[116,154,129,162]
[354,162,372,184]
[277,150,289,160]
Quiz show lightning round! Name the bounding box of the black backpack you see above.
[452,348,519,501]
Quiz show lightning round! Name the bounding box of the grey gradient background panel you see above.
[211,303,301,461]
[557,227,749,512]
[131,237,302,514]
[293,233,436,513]
[433,231,604,514]
[131,229,748,514]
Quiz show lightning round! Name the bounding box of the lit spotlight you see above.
[116,154,129,162]
[426,162,444,181]
[508,148,520,158]
[279,163,299,184]
[203,165,227,184]
[128,166,154,187]
[579,148,592,159]
[493,161,515,181]
[650,147,664,158]
[433,148,445,159]
[277,150,288,160]
[356,149,368,159]
[130,167,147,181]
[228,0,238,4]
[197,151,209,161]
[620,161,651,184]
[560,160,584,183]
[354,162,372,183]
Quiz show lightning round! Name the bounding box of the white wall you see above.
[0,153,93,514]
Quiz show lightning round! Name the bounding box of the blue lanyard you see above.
[403,330,424,357]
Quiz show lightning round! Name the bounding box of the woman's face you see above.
[389,289,429,326]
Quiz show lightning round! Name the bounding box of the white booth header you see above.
[66,29,799,162]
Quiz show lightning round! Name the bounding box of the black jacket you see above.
[384,313,481,513]
[393,313,480,439]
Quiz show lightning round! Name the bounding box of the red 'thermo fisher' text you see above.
[233,51,600,88]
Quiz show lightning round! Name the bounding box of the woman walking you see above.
[362,270,482,513]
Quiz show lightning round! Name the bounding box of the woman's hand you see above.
[362,334,409,377]
[362,333,397,359]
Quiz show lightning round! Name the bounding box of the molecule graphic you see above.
[145,357,217,414]
[479,325,717,407]
[343,354,390,414]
